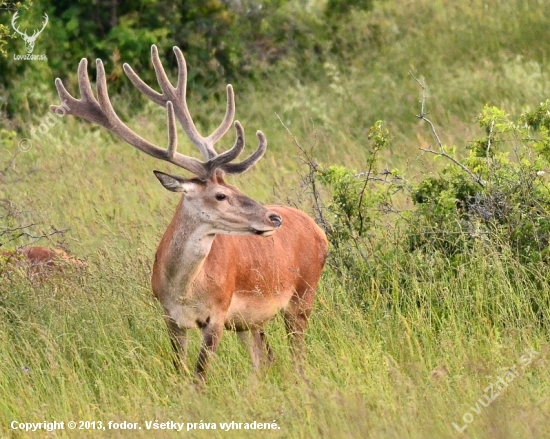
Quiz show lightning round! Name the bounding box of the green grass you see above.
[2,0,550,437]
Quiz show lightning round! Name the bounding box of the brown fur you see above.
[154,206,327,327]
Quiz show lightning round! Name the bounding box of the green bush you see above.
[302,101,550,279]
[299,120,405,278]
[411,102,550,262]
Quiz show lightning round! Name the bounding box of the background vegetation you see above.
[1,0,550,437]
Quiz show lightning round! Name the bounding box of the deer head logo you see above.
[11,12,49,54]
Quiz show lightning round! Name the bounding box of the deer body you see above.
[51,45,328,381]
[153,204,327,331]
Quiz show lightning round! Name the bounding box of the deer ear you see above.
[153,171,195,193]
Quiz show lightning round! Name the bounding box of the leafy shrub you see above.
[410,102,550,262]
[316,121,394,243]
[0,0,330,116]
[299,100,550,278]
[299,121,404,276]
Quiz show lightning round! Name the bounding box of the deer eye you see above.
[215,193,227,201]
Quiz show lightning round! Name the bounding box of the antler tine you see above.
[124,45,237,161]
[95,59,124,123]
[221,130,267,175]
[77,58,97,104]
[150,45,173,98]
[204,121,245,175]
[166,102,178,159]
[206,84,235,147]
[169,46,213,158]
[173,46,187,101]
[123,62,165,107]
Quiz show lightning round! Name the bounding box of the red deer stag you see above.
[50,45,328,382]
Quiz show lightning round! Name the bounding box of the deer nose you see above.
[268,213,283,228]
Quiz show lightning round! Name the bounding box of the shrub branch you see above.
[276,114,330,232]
[410,72,486,187]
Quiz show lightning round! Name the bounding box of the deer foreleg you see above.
[195,321,224,382]
[165,317,189,374]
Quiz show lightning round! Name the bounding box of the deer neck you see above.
[157,197,215,298]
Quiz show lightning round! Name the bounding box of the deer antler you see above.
[123,45,266,174]
[50,47,266,179]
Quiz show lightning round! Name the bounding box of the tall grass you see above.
[0,241,548,438]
